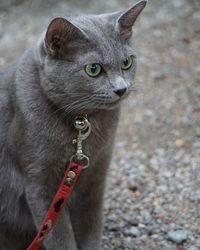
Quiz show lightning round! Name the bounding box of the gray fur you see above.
[0,1,147,249]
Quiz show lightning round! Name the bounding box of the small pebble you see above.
[166,229,188,244]
[123,226,141,238]
[175,139,185,147]
[187,246,199,250]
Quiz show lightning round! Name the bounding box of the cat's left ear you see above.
[44,17,88,57]
[116,0,148,40]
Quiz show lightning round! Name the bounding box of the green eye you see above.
[121,56,133,70]
[85,63,102,77]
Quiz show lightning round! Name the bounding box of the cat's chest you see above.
[63,127,109,164]
[16,109,119,170]
[44,113,118,166]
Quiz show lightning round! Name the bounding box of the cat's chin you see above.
[96,99,122,110]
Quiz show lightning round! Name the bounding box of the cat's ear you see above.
[116,0,147,40]
[44,17,87,57]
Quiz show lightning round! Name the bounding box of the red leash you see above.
[27,115,91,250]
[27,160,83,250]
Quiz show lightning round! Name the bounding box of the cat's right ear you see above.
[44,17,87,57]
[116,0,147,40]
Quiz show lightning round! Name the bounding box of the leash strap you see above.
[27,160,83,250]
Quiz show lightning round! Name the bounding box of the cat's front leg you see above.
[25,166,78,250]
[70,154,111,250]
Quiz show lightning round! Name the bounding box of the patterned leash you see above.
[27,116,91,250]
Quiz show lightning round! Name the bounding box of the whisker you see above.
[129,84,139,92]
[43,95,92,129]
[63,96,97,120]
[40,89,116,133]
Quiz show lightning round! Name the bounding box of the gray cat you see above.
[0,1,147,249]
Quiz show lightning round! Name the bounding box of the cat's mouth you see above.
[94,91,131,110]
[62,92,129,115]
[97,97,125,110]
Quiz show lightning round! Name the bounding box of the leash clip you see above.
[71,116,91,169]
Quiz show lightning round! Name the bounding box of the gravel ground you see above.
[0,0,200,249]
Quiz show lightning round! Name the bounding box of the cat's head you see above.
[38,0,147,114]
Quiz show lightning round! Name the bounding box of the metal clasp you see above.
[70,116,91,169]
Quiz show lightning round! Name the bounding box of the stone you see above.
[123,226,141,238]
[187,247,199,250]
[166,229,188,244]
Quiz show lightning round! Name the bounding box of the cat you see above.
[0,1,147,249]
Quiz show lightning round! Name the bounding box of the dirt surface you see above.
[0,0,200,249]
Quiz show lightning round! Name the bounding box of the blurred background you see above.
[0,0,199,249]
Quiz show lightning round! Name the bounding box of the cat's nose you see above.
[114,88,127,97]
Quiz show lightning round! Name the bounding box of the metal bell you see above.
[74,116,89,131]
